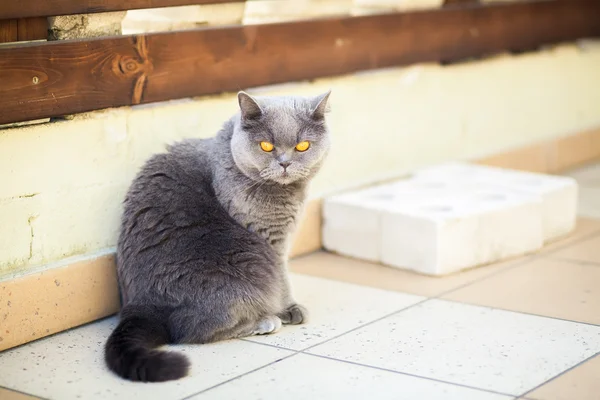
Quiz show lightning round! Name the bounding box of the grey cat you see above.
[104,91,331,382]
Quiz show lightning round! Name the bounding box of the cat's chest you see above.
[228,191,303,253]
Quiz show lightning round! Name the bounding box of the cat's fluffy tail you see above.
[104,304,189,382]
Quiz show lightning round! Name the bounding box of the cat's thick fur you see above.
[104,91,331,382]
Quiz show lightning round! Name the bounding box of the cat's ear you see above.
[311,90,331,120]
[238,91,263,121]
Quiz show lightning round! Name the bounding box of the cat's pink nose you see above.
[279,161,292,171]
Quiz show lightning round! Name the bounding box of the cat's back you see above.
[123,138,214,216]
[118,138,220,258]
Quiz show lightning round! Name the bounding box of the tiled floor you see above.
[566,163,600,219]
[1,165,600,400]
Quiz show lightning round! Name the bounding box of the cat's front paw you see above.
[252,316,282,335]
[279,304,308,325]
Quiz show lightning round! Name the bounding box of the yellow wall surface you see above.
[1,42,600,278]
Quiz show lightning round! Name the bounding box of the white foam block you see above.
[415,162,578,242]
[322,198,380,262]
[322,162,578,276]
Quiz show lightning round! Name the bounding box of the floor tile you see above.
[0,318,291,400]
[526,354,600,400]
[191,353,512,400]
[548,234,600,265]
[290,252,522,298]
[442,258,600,324]
[535,218,600,253]
[307,300,600,396]
[0,387,42,400]
[246,274,424,350]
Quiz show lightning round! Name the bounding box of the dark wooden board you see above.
[1,0,599,125]
[444,0,480,6]
[17,17,49,41]
[0,19,18,42]
[0,0,241,19]
[1,17,48,44]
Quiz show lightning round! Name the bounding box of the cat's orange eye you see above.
[295,141,310,152]
[260,141,274,152]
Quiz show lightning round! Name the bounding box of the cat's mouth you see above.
[275,173,297,185]
[259,168,301,185]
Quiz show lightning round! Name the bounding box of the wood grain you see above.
[0,17,46,44]
[0,0,241,19]
[1,0,599,125]
[17,17,48,41]
[0,17,48,43]
[444,0,480,6]
[0,19,17,43]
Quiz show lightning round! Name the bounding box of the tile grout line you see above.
[179,351,301,399]
[0,265,520,400]
[292,243,600,398]
[439,297,600,328]
[301,298,433,353]
[539,255,600,268]
[221,231,600,397]
[0,385,50,400]
[300,352,519,398]
[517,350,600,398]
[239,337,289,349]
[239,225,600,354]
[181,226,600,398]
[434,229,600,301]
[539,230,600,255]
[193,228,600,398]
[432,231,600,328]
[16,227,599,400]
[431,256,539,299]
[242,299,433,354]
[184,298,434,398]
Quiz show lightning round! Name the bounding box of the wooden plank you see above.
[0,19,17,43]
[444,0,480,6]
[17,17,48,41]
[0,17,47,44]
[1,0,599,125]
[0,0,241,20]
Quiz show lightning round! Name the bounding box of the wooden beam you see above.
[0,17,47,44]
[17,17,49,41]
[444,0,480,6]
[1,0,599,125]
[0,0,241,20]
[0,19,18,43]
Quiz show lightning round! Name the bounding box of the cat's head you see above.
[230,91,331,186]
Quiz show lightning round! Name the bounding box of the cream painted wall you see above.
[122,0,525,32]
[1,43,600,277]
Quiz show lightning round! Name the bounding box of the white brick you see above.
[323,177,544,275]
[322,194,380,262]
[323,162,579,275]
[415,162,578,242]
[379,190,543,275]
